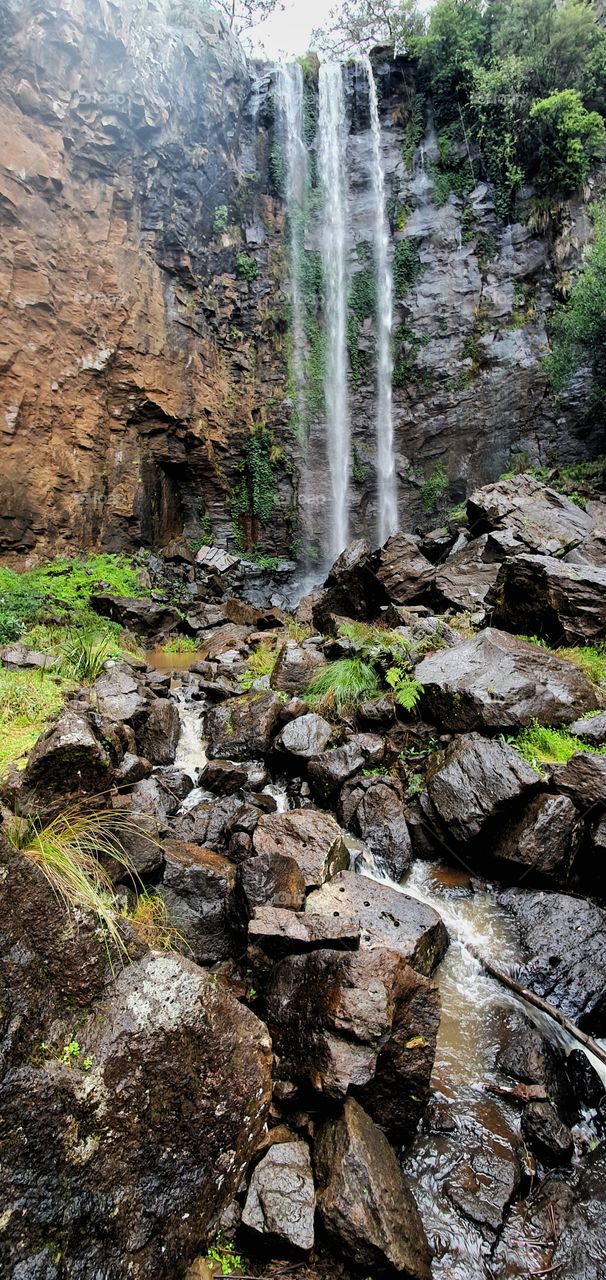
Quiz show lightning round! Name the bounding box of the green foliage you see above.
[0,668,73,776]
[125,891,187,953]
[269,142,287,196]
[352,444,366,485]
[163,635,198,654]
[393,239,422,299]
[231,428,280,547]
[338,620,411,661]
[238,643,278,690]
[235,251,258,282]
[546,201,606,399]
[400,92,426,168]
[511,720,606,769]
[205,1235,244,1278]
[530,90,605,196]
[0,554,146,636]
[420,462,449,512]
[306,657,381,713]
[385,667,424,710]
[212,204,229,234]
[62,629,114,683]
[347,268,377,387]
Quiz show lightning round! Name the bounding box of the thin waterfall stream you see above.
[318,62,351,561]
[276,64,308,432]
[363,56,398,544]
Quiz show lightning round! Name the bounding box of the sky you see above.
[247,0,336,58]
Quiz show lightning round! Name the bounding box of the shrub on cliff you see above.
[545,200,606,400]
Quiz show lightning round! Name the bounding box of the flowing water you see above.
[318,62,351,561]
[363,56,398,545]
[275,64,308,433]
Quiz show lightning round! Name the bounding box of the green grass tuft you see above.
[306,657,380,714]
[0,668,74,776]
[511,721,606,769]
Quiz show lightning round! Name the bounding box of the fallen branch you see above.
[486,1082,547,1104]
[463,941,606,1071]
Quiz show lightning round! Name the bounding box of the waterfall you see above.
[276,64,308,434]
[318,62,350,561]
[363,56,398,546]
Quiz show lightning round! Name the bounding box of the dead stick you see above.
[463,941,606,1070]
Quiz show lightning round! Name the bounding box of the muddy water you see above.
[146,647,205,672]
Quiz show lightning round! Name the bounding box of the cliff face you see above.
[0,3,601,564]
[0,0,294,562]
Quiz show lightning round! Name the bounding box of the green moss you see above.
[212,204,228,234]
[511,721,606,770]
[235,252,258,282]
[393,240,422,299]
[420,463,449,513]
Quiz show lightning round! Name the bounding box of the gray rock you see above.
[238,851,306,914]
[93,668,148,724]
[314,1098,431,1278]
[374,532,435,604]
[467,476,593,555]
[252,809,349,891]
[415,628,598,731]
[242,1141,315,1250]
[308,734,384,803]
[136,697,181,765]
[114,751,152,785]
[248,905,360,963]
[158,840,238,964]
[205,692,283,760]
[491,792,581,885]
[270,640,326,696]
[492,554,606,644]
[306,871,448,975]
[23,708,111,797]
[435,533,501,611]
[521,1101,574,1166]
[342,776,413,881]
[91,593,182,637]
[567,712,606,744]
[553,752,606,809]
[0,642,58,669]
[169,794,245,851]
[424,733,539,844]
[277,712,333,758]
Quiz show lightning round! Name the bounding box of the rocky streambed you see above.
[2,473,606,1279]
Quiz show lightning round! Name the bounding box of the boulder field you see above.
[1,476,606,1278]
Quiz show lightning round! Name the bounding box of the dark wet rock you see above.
[307,735,384,803]
[552,752,606,809]
[238,852,306,915]
[264,946,439,1140]
[373,532,435,604]
[567,712,606,744]
[415,628,598,731]
[199,758,252,794]
[92,592,182,637]
[423,733,539,844]
[224,598,285,629]
[241,1140,315,1250]
[312,540,379,629]
[492,554,606,644]
[549,1145,606,1279]
[0,834,272,1280]
[491,793,580,885]
[498,887,606,1032]
[443,1121,521,1233]
[492,1172,576,1278]
[169,794,246,851]
[252,809,349,892]
[521,1100,574,1165]
[467,476,594,555]
[158,841,238,964]
[154,766,195,800]
[248,906,360,965]
[1,642,59,669]
[276,712,333,758]
[565,1049,606,1131]
[435,534,501,612]
[22,708,111,798]
[270,640,326,696]
[92,668,148,724]
[111,791,165,877]
[496,1009,570,1113]
[306,871,448,975]
[135,697,180,765]
[340,776,413,881]
[314,1097,431,1279]
[205,692,283,760]
[114,751,152,785]
[143,668,172,696]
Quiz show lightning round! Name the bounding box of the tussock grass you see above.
[126,891,187,953]
[511,721,606,769]
[306,657,380,714]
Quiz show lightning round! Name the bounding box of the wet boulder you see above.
[22,707,112,798]
[521,1100,574,1166]
[314,1097,431,1279]
[442,1105,522,1233]
[91,593,181,637]
[467,475,594,555]
[492,554,606,645]
[248,905,360,967]
[415,628,598,731]
[157,841,238,964]
[423,733,539,844]
[549,1145,606,1279]
[92,667,148,724]
[238,852,306,915]
[270,640,326,696]
[435,534,502,612]
[491,792,581,885]
[241,1141,315,1250]
[205,692,283,760]
[307,734,384,803]
[498,887,606,1033]
[312,539,380,628]
[495,1008,570,1113]
[552,752,606,809]
[276,712,333,759]
[252,809,349,892]
[373,532,435,604]
[340,776,413,881]
[264,946,439,1140]
[199,758,263,794]
[169,794,249,852]
[567,711,606,744]
[135,697,181,765]
[306,871,448,975]
[1,641,59,669]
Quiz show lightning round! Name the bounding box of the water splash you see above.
[363,56,398,545]
[318,62,351,560]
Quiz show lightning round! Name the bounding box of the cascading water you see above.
[275,64,308,432]
[363,56,398,545]
[318,62,351,561]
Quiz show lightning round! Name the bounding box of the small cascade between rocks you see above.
[363,55,398,545]
[275,64,308,432]
[318,61,351,562]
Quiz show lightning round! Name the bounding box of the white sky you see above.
[248,0,336,58]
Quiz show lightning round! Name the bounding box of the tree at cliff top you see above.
[169,0,283,37]
[545,200,606,402]
[310,0,423,56]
